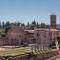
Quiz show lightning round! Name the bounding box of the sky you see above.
[0,0,60,25]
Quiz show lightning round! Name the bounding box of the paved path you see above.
[46,56,58,60]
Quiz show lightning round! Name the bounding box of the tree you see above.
[32,20,36,26]
[2,21,5,28]
[27,22,30,27]
[37,22,39,28]
[17,22,20,26]
[4,21,11,33]
[30,20,37,29]
[41,23,46,28]
[0,21,1,28]
[21,23,25,29]
[21,23,25,27]
[26,22,30,29]
[5,26,11,33]
[5,21,10,27]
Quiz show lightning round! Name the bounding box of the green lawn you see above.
[0,47,31,57]
[33,48,52,55]
[0,47,53,57]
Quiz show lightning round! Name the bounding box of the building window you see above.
[37,33,39,36]
[19,35,21,37]
[44,35,46,38]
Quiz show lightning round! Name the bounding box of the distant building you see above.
[24,30,35,44]
[56,24,60,29]
[0,15,60,49]
[50,15,56,29]
[34,28,49,49]
[6,26,25,45]
[34,28,60,49]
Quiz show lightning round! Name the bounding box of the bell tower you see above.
[50,15,56,29]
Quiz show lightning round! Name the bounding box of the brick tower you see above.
[50,15,56,29]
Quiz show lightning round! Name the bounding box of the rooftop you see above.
[25,30,34,33]
[34,28,59,32]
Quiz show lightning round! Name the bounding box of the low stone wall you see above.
[0,37,8,46]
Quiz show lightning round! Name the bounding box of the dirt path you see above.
[56,49,60,60]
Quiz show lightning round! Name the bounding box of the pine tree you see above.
[0,21,1,28]
[37,22,39,28]
[2,21,5,28]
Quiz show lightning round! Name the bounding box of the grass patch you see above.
[33,48,52,55]
[0,47,31,57]
[0,47,53,57]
